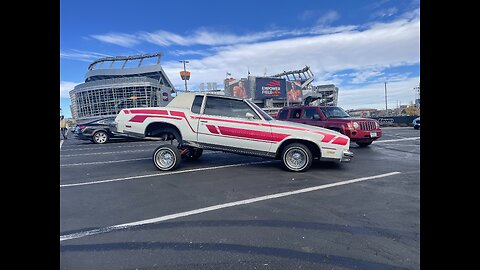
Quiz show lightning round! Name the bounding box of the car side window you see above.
[289,109,302,119]
[191,95,203,114]
[277,109,288,120]
[303,108,318,119]
[97,118,114,125]
[204,96,259,119]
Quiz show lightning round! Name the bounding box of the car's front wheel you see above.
[153,144,181,171]
[281,143,312,172]
[92,131,109,144]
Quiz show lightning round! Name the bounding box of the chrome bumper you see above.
[341,150,354,162]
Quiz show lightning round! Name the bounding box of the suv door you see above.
[288,108,303,123]
[197,96,274,152]
[301,107,321,126]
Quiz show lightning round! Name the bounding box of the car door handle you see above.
[200,120,208,123]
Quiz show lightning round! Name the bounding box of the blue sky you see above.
[60,0,420,118]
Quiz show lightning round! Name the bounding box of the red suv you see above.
[276,106,382,147]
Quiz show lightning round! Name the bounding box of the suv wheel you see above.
[92,131,109,144]
[153,145,181,171]
[281,143,312,172]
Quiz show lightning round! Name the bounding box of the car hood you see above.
[326,117,375,122]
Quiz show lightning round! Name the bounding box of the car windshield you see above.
[320,107,350,118]
[246,100,273,121]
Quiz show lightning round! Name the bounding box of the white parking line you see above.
[60,152,217,167]
[374,143,420,147]
[60,149,150,157]
[60,160,273,188]
[61,158,151,167]
[60,141,161,149]
[60,171,401,242]
[374,137,420,143]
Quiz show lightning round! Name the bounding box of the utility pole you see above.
[179,60,189,92]
[384,82,388,115]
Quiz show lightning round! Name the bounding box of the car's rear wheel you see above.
[281,143,312,172]
[92,131,109,144]
[153,144,181,171]
[356,141,372,147]
[183,147,203,160]
[414,125,419,130]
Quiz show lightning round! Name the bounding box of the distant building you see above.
[304,84,339,106]
[347,108,378,118]
[69,53,175,121]
[222,66,339,109]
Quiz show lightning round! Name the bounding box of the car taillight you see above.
[79,125,86,129]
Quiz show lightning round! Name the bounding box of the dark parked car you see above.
[74,116,131,144]
[412,117,420,129]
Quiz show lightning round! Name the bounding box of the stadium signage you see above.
[255,78,286,99]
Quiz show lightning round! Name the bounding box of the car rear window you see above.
[191,95,203,114]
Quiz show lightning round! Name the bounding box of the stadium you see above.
[69,53,175,121]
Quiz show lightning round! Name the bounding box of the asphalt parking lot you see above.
[60,127,420,270]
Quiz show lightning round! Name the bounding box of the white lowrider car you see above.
[114,93,353,172]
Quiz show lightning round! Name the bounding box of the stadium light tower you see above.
[179,60,189,92]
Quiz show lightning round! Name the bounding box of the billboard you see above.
[224,78,250,99]
[254,77,286,99]
[287,81,303,102]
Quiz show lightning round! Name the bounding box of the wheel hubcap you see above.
[95,133,106,143]
[285,148,307,169]
[156,149,175,168]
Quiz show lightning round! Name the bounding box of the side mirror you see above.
[246,112,254,120]
[313,114,320,120]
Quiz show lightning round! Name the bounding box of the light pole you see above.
[384,82,388,116]
[179,60,189,92]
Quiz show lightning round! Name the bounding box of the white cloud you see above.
[350,69,385,84]
[91,33,140,47]
[170,49,211,57]
[161,14,419,89]
[60,81,81,98]
[139,30,189,46]
[60,50,111,62]
[372,7,399,18]
[92,29,286,48]
[338,76,420,110]
[316,10,340,26]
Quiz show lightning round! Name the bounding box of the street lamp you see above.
[384,82,388,116]
[179,60,189,92]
